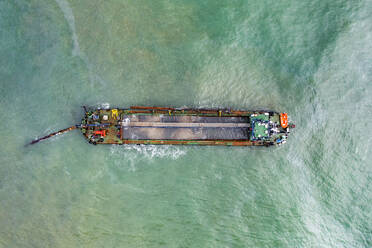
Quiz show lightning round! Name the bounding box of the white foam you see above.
[108,145,186,172]
[110,144,185,167]
[97,102,110,109]
[113,144,186,160]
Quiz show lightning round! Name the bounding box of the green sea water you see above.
[0,0,371,247]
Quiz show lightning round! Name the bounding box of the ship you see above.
[29,106,294,146]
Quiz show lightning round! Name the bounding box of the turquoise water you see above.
[1,0,371,247]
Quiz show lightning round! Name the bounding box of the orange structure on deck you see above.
[280,113,288,128]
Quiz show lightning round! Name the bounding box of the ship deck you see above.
[82,107,288,146]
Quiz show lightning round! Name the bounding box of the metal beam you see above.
[120,121,250,128]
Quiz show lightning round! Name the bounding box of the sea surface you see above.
[0,0,371,247]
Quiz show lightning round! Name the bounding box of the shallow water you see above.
[0,0,371,247]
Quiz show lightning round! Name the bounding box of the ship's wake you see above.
[55,0,106,87]
[109,145,187,171]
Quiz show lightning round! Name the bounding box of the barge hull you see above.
[81,106,292,146]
